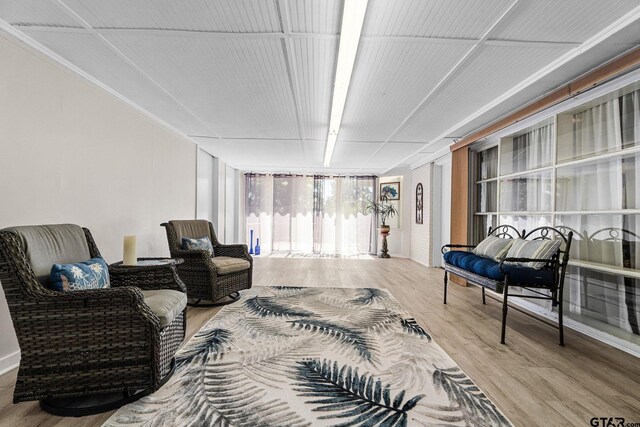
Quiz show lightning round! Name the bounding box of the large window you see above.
[245,174,376,256]
[472,81,640,350]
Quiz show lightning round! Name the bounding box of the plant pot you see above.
[379,225,391,236]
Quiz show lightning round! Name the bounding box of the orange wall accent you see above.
[449,147,469,286]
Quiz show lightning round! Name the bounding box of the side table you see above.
[109,257,187,292]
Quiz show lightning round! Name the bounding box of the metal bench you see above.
[442,225,573,345]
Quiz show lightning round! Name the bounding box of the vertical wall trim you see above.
[449,147,469,286]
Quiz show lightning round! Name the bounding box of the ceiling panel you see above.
[492,0,640,43]
[393,43,573,142]
[22,29,213,135]
[103,33,300,139]
[362,0,513,38]
[287,0,342,34]
[290,37,337,141]
[339,40,472,142]
[301,139,326,164]
[331,141,383,168]
[63,0,282,32]
[363,142,426,169]
[0,0,79,27]
[194,137,306,170]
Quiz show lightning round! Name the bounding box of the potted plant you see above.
[365,191,399,258]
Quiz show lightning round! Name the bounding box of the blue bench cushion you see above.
[443,250,554,286]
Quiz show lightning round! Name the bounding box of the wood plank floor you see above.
[1,257,639,426]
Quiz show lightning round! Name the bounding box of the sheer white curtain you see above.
[556,95,640,335]
[313,176,376,255]
[273,175,314,253]
[245,174,376,256]
[245,174,273,253]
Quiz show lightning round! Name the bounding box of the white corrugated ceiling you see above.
[0,0,639,173]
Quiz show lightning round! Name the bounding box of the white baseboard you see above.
[0,350,20,376]
[409,257,431,267]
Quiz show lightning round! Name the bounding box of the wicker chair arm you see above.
[170,249,211,261]
[441,244,476,254]
[215,244,252,261]
[32,286,162,328]
[109,264,187,293]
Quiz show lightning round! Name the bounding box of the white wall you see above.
[410,163,432,266]
[0,33,197,374]
[197,149,216,222]
[208,157,242,244]
[431,154,452,267]
[379,166,412,258]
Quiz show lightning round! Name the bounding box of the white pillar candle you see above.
[123,235,137,265]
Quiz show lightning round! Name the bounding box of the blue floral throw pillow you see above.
[50,257,110,292]
[181,236,214,256]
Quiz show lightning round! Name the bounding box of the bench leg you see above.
[482,287,486,305]
[558,290,565,346]
[443,270,448,304]
[500,278,509,344]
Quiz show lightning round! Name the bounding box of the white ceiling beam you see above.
[11,24,581,49]
[276,0,307,156]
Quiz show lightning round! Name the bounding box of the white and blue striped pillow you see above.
[472,236,514,261]
[504,239,562,269]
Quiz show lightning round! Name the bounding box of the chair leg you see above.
[558,291,565,346]
[40,359,176,417]
[443,271,448,304]
[187,292,241,308]
[482,287,486,305]
[500,279,509,344]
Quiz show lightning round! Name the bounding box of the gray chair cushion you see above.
[169,220,212,247]
[211,256,251,275]
[2,224,91,285]
[141,290,187,328]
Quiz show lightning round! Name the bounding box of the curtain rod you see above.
[244,172,378,179]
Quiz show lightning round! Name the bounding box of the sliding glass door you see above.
[245,174,376,256]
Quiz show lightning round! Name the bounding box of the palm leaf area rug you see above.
[104,286,512,427]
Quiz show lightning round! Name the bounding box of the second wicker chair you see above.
[161,220,252,306]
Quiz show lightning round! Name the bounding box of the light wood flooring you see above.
[1,257,639,426]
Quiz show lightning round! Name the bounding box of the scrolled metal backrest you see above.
[523,226,574,267]
[487,225,523,240]
[588,227,638,269]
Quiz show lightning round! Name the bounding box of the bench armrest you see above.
[500,257,558,264]
[441,244,476,254]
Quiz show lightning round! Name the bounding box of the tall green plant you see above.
[365,191,399,227]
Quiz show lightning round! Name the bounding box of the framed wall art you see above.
[416,183,423,224]
[380,182,400,200]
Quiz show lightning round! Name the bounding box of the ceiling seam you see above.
[275,0,308,162]
[358,0,521,171]
[52,0,224,140]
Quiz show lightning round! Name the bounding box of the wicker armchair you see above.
[0,224,186,416]
[161,220,252,306]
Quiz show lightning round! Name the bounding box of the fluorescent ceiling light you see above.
[323,0,368,167]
